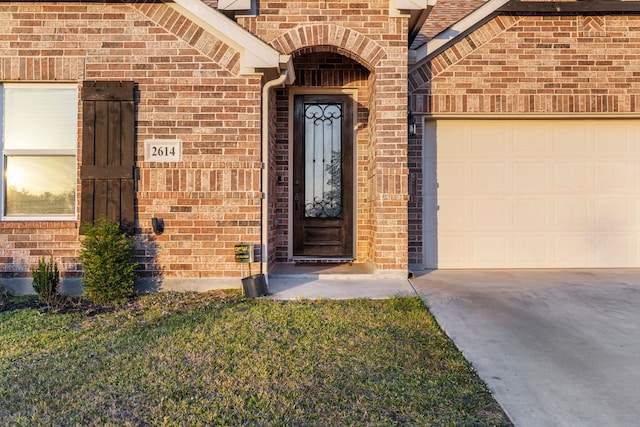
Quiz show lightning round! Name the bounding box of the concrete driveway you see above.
[411,270,640,427]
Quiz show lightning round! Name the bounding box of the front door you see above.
[293,94,353,258]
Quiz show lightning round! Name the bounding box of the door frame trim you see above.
[287,87,359,261]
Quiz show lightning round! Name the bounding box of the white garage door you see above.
[424,119,640,268]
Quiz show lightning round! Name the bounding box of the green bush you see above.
[80,218,138,305]
[32,257,60,304]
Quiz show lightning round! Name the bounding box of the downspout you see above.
[260,68,291,279]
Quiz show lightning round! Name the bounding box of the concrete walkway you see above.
[267,277,416,300]
[266,262,417,299]
[411,270,640,427]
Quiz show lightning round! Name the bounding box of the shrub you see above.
[32,257,60,304]
[80,218,138,305]
[0,282,9,310]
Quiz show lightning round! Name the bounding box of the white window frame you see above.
[0,83,78,221]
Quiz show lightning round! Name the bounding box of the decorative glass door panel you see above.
[304,103,342,219]
[293,95,353,258]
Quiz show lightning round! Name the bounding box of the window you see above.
[1,84,78,219]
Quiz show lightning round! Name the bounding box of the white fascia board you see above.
[411,0,510,67]
[170,0,286,74]
[395,0,429,10]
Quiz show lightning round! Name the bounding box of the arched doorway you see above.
[271,50,372,263]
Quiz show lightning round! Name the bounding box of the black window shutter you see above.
[80,81,136,234]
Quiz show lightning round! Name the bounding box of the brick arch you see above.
[271,24,386,71]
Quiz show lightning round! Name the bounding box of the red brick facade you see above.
[238,1,410,272]
[411,14,640,115]
[0,0,413,291]
[0,2,263,287]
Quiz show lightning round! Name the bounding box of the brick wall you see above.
[0,0,414,284]
[411,14,640,114]
[240,0,410,272]
[0,3,262,285]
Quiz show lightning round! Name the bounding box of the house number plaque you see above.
[144,139,182,162]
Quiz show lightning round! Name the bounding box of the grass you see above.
[0,291,511,426]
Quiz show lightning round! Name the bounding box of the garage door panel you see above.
[438,198,468,229]
[472,199,510,231]
[513,162,550,193]
[472,236,510,266]
[593,122,635,157]
[470,125,509,156]
[552,197,591,231]
[513,124,550,154]
[513,236,551,266]
[427,119,640,268]
[554,235,594,266]
[513,199,548,231]
[553,162,592,193]
[438,126,468,157]
[472,162,509,192]
[552,125,592,154]
[594,235,633,266]
[438,234,468,267]
[595,162,631,192]
[439,161,469,193]
[593,197,631,231]
[594,138,631,157]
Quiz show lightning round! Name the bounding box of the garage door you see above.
[424,119,640,268]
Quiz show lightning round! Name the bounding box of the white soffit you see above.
[391,0,436,17]
[395,0,429,10]
[170,0,289,74]
[411,0,510,67]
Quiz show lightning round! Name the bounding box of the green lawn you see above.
[0,291,511,426]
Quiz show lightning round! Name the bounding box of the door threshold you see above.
[294,258,354,266]
[270,261,373,278]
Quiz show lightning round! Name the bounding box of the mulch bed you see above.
[0,292,113,315]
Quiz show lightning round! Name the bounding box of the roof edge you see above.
[169,0,290,74]
[390,0,438,45]
[411,0,640,69]
[499,0,640,13]
[411,0,510,68]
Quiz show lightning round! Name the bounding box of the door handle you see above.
[294,192,300,211]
